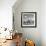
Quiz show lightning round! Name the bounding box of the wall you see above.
[13,0,41,46]
[0,0,16,30]
[41,0,46,46]
[13,0,46,46]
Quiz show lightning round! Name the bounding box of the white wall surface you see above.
[13,0,46,46]
[41,0,46,46]
[0,0,16,29]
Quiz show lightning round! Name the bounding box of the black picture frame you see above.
[21,12,37,28]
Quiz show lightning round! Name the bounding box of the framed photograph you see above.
[21,12,37,28]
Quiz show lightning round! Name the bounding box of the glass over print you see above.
[21,12,37,28]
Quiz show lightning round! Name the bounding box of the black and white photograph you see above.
[21,12,37,28]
